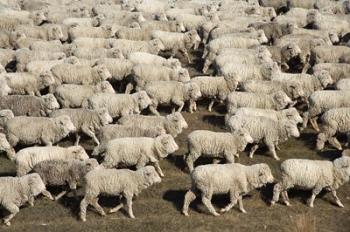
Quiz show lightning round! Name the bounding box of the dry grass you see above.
[294,213,316,232]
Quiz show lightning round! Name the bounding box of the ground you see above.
[0,51,349,232]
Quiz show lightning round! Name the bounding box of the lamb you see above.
[25,59,69,75]
[310,46,350,64]
[68,25,113,40]
[0,11,47,31]
[0,173,53,226]
[98,124,166,144]
[185,129,254,172]
[54,82,115,108]
[118,112,188,138]
[15,49,66,72]
[109,39,165,56]
[335,79,350,90]
[115,24,152,41]
[50,63,112,86]
[0,133,15,160]
[313,63,350,82]
[151,30,201,63]
[79,166,161,221]
[3,71,55,96]
[50,108,113,145]
[248,22,295,44]
[128,64,190,92]
[15,145,89,177]
[0,94,59,117]
[189,75,238,112]
[71,37,116,49]
[226,91,292,114]
[33,159,99,200]
[144,81,202,115]
[266,43,302,71]
[182,163,274,216]
[227,115,300,160]
[240,79,305,101]
[127,52,181,68]
[303,90,350,131]
[140,20,186,33]
[14,24,64,41]
[62,16,103,27]
[94,58,133,82]
[316,108,350,151]
[82,91,152,118]
[71,47,124,60]
[271,155,350,208]
[28,40,67,53]
[4,115,76,147]
[93,134,178,177]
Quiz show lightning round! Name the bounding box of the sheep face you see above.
[185,83,202,101]
[281,23,295,35]
[273,91,292,110]
[284,108,303,124]
[0,133,14,159]
[156,134,179,157]
[31,11,47,25]
[256,30,268,44]
[176,21,186,32]
[95,64,112,81]
[97,108,113,125]
[49,25,64,41]
[134,91,152,110]
[176,68,190,82]
[27,173,46,196]
[287,82,305,99]
[238,128,254,144]
[96,81,115,93]
[255,164,274,187]
[284,121,300,138]
[315,70,333,88]
[316,133,327,150]
[0,64,5,74]
[39,71,56,87]
[110,48,125,59]
[167,58,181,69]
[140,166,162,186]
[42,94,60,112]
[150,39,165,53]
[334,155,350,176]
[169,112,188,129]
[69,146,89,160]
[328,32,339,44]
[0,110,14,120]
[55,115,77,134]
[281,43,301,60]
[186,30,201,49]
[261,62,280,79]
[0,78,11,96]
[85,158,100,171]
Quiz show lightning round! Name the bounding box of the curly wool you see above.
[335,79,350,90]
[140,20,185,32]
[25,59,64,75]
[54,82,115,108]
[71,47,122,59]
[313,63,350,82]
[68,26,112,40]
[127,52,181,68]
[15,145,89,176]
[311,46,350,64]
[95,58,133,81]
[14,24,63,41]
[109,39,164,56]
[0,48,15,67]
[71,37,115,49]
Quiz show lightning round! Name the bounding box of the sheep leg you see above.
[224,152,235,163]
[220,191,238,213]
[238,196,247,214]
[201,191,219,216]
[172,99,184,113]
[124,193,135,219]
[345,132,350,147]
[188,100,195,113]
[80,198,89,222]
[308,187,322,208]
[28,196,35,207]
[42,190,54,200]
[310,118,320,132]
[75,133,81,146]
[271,183,282,206]
[186,151,200,172]
[328,137,342,150]
[125,83,134,94]
[82,126,100,145]
[109,199,124,214]
[331,190,344,208]
[153,161,164,177]
[212,159,221,164]
[149,104,160,116]
[180,48,191,64]
[267,142,280,160]
[3,203,19,226]
[249,144,259,158]
[208,100,215,112]
[182,189,197,216]
[55,191,68,201]
[301,112,309,129]
[91,197,106,216]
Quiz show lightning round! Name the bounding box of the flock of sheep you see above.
[0,0,350,227]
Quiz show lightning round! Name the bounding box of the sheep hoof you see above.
[80,217,86,222]
[285,202,291,207]
[182,211,189,216]
[212,212,220,217]
[219,208,227,213]
[270,201,275,206]
[240,209,247,214]
[274,157,280,161]
[336,201,344,208]
[4,220,10,226]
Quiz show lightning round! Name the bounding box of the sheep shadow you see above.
[202,115,226,128]
[298,131,317,149]
[317,149,342,161]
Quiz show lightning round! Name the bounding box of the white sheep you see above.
[313,63,350,82]
[94,58,133,82]
[82,91,152,118]
[68,25,113,40]
[109,38,165,56]
[185,129,254,171]
[335,79,350,90]
[144,81,202,115]
[227,115,300,160]
[0,133,15,160]
[71,47,124,60]
[0,173,53,226]
[271,155,350,208]
[54,82,115,108]
[79,166,161,221]
[15,145,89,177]
[0,109,13,129]
[5,115,76,147]
[118,112,188,138]
[311,45,350,64]
[226,91,292,114]
[15,24,64,41]
[127,52,181,68]
[182,163,274,216]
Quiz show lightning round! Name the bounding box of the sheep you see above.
[0,133,15,160]
[118,112,188,138]
[271,70,334,98]
[127,52,181,68]
[0,173,53,226]
[93,134,178,177]
[271,155,350,208]
[151,30,201,63]
[140,20,186,33]
[292,28,340,45]
[68,25,113,40]
[14,24,64,41]
[0,109,13,129]
[62,16,103,27]
[0,94,59,117]
[303,91,350,132]
[33,159,99,200]
[310,45,350,64]
[182,163,274,216]
[0,11,47,31]
[0,77,11,96]
[3,72,55,96]
[115,24,153,41]
[240,80,305,101]
[25,59,68,75]
[189,75,238,112]
[335,79,350,90]
[94,58,133,83]
[29,40,68,53]
[249,22,294,44]
[5,115,76,148]
[316,108,350,151]
[79,166,161,221]
[128,64,190,92]
[15,145,89,177]
[82,91,152,118]
[227,115,300,160]
[50,63,112,86]
[144,81,202,115]
[0,48,15,67]
[226,91,292,114]
[54,82,115,108]
[313,63,350,83]
[71,37,116,49]
[266,43,302,71]
[185,129,254,172]
[50,108,112,145]
[109,39,165,56]
[15,49,66,72]
[70,47,123,60]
